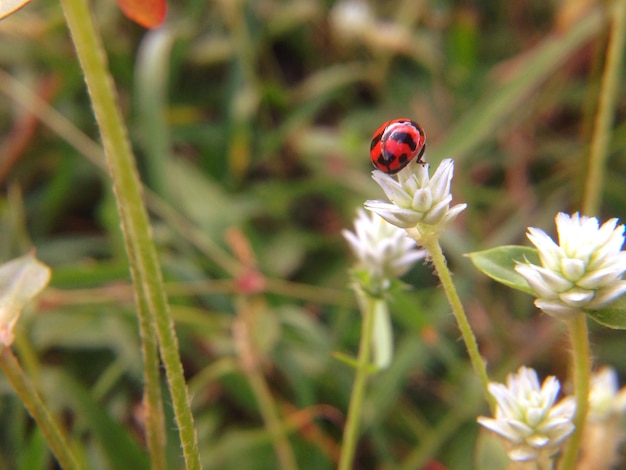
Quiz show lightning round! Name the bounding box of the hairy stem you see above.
[558,314,591,470]
[0,348,81,470]
[422,238,494,411]
[59,0,200,467]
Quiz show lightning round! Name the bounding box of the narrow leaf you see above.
[467,245,539,294]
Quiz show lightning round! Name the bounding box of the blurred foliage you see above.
[0,0,625,468]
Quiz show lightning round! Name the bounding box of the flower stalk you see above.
[366,159,493,408]
[558,314,591,470]
[422,237,494,411]
[338,290,379,470]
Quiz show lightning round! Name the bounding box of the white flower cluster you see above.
[364,159,466,242]
[477,367,576,462]
[342,209,425,290]
[515,213,626,320]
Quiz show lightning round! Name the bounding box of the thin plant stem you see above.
[582,0,626,216]
[234,299,297,470]
[563,3,626,468]
[246,364,297,470]
[0,348,82,470]
[58,0,200,468]
[421,238,495,411]
[338,291,378,470]
[136,293,167,470]
[558,314,591,470]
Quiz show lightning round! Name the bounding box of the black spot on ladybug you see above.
[377,155,390,165]
[370,133,382,151]
[395,132,418,151]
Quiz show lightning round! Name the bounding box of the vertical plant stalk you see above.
[565,2,626,468]
[582,0,626,216]
[338,291,378,470]
[58,0,200,468]
[421,238,495,411]
[136,293,167,470]
[234,300,297,470]
[246,369,297,470]
[0,348,81,470]
[558,314,591,470]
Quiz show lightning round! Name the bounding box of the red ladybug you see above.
[369,118,426,174]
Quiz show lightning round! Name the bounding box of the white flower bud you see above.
[515,213,626,320]
[364,159,466,242]
[477,366,576,462]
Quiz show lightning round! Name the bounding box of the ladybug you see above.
[370,118,426,174]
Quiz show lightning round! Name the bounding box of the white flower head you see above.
[477,366,576,462]
[364,159,466,242]
[588,366,626,423]
[515,212,626,320]
[342,209,426,291]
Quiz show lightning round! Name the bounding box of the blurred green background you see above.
[0,0,625,468]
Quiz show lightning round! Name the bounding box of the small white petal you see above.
[539,376,561,403]
[515,264,565,298]
[587,281,626,308]
[508,445,540,462]
[428,159,454,200]
[506,419,534,437]
[560,258,586,281]
[559,288,595,307]
[371,171,413,206]
[420,195,450,224]
[525,407,545,427]
[526,434,550,448]
[440,203,467,225]
[589,226,626,268]
[534,266,574,292]
[477,417,521,442]
[577,265,625,289]
[527,227,563,271]
[411,188,433,212]
[534,298,582,319]
[547,423,575,444]
[364,201,424,228]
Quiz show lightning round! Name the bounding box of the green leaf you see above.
[586,296,626,329]
[467,245,540,295]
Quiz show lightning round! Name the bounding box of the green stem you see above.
[0,348,82,470]
[236,299,296,470]
[421,238,495,411]
[246,363,297,470]
[558,314,591,470]
[58,1,200,469]
[136,293,168,470]
[582,0,626,216]
[338,291,379,470]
